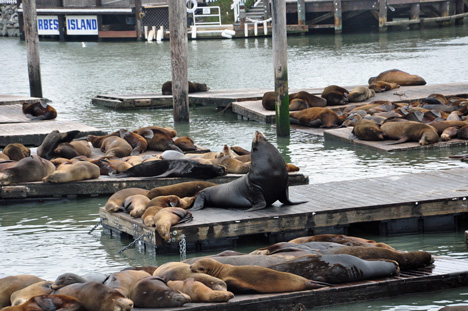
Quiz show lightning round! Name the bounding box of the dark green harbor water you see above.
[1,24,468,309]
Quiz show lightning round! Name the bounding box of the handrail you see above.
[192,5,222,26]
[231,0,244,23]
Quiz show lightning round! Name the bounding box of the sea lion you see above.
[262,91,326,111]
[351,118,385,141]
[368,69,426,86]
[121,266,159,275]
[0,160,16,172]
[118,129,148,155]
[211,155,251,174]
[290,107,346,128]
[153,262,228,291]
[368,80,400,93]
[105,188,149,212]
[53,141,92,159]
[104,270,151,297]
[429,120,468,134]
[268,253,399,284]
[290,91,327,108]
[162,81,209,95]
[42,161,100,183]
[380,120,439,145]
[347,86,376,102]
[37,130,80,160]
[288,98,308,111]
[2,143,30,161]
[10,281,54,306]
[121,194,151,218]
[101,136,133,158]
[183,254,289,267]
[322,246,433,270]
[116,159,227,179]
[174,136,197,151]
[231,145,250,155]
[321,85,349,106]
[22,100,57,120]
[261,91,276,110]
[1,295,84,311]
[0,275,44,308]
[0,155,55,185]
[289,234,395,250]
[147,181,217,199]
[87,131,119,148]
[51,272,107,290]
[0,153,9,161]
[55,281,133,311]
[190,258,324,294]
[147,195,194,209]
[457,124,468,139]
[142,206,164,227]
[93,157,133,175]
[153,207,193,240]
[167,278,234,303]
[128,276,190,308]
[441,126,459,141]
[191,131,306,211]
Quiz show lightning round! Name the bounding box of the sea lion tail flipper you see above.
[387,136,409,145]
[279,189,308,206]
[349,131,357,140]
[33,296,56,311]
[167,143,184,153]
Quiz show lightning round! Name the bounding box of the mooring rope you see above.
[116,232,152,254]
[88,219,102,234]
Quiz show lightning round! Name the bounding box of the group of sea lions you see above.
[0,234,435,311]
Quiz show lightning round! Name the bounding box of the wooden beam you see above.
[297,0,306,25]
[271,0,290,137]
[134,0,142,39]
[308,12,334,25]
[168,0,190,122]
[22,0,43,98]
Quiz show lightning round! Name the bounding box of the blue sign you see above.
[66,15,98,35]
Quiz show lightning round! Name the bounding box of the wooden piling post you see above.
[455,0,465,25]
[334,0,342,33]
[410,4,420,30]
[22,0,43,98]
[271,0,290,137]
[168,0,190,122]
[135,0,143,40]
[378,0,387,32]
[440,2,450,26]
[297,0,306,26]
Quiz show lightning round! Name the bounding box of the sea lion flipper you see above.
[190,193,207,211]
[387,136,409,145]
[245,199,267,212]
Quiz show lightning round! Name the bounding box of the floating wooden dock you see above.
[0,173,308,202]
[100,168,468,253]
[130,256,468,311]
[0,96,106,147]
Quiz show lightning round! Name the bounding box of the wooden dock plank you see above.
[100,168,468,250]
[0,94,41,106]
[130,257,468,311]
[0,104,31,123]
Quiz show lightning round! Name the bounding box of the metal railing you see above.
[192,5,221,26]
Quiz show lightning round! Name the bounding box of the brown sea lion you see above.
[153,262,228,291]
[191,131,306,211]
[121,194,151,218]
[161,81,209,95]
[142,206,164,227]
[290,107,346,128]
[153,207,193,241]
[429,120,468,134]
[37,130,80,160]
[87,131,120,148]
[190,258,324,294]
[183,254,289,266]
[268,253,399,284]
[457,124,468,139]
[42,161,100,183]
[55,281,133,311]
[288,98,308,111]
[167,278,234,303]
[93,157,133,175]
[368,69,426,86]
[121,266,159,275]
[147,195,194,210]
[347,86,376,102]
[211,155,251,174]
[104,270,151,297]
[101,136,133,158]
[290,91,327,108]
[0,160,16,172]
[174,136,197,151]
[0,153,9,161]
[0,275,44,308]
[230,146,250,155]
[261,91,276,110]
[10,281,54,306]
[1,295,84,311]
[128,276,190,308]
[22,100,57,120]
[351,118,385,141]
[289,234,395,250]
[441,126,459,141]
[368,80,400,93]
[322,246,433,270]
[118,129,148,155]
[0,155,55,185]
[53,141,92,159]
[147,181,217,199]
[105,188,149,212]
[2,143,30,161]
[321,85,349,106]
[381,120,439,145]
[51,273,90,290]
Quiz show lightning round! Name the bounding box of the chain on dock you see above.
[179,234,187,261]
[116,232,152,254]
[88,219,102,234]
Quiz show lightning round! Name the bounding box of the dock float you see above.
[0,173,309,201]
[130,256,468,310]
[100,168,468,253]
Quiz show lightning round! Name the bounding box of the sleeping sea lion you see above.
[167,278,234,302]
[381,120,439,145]
[1,295,83,311]
[289,234,395,250]
[2,143,30,161]
[368,80,400,93]
[190,258,325,294]
[119,129,148,155]
[53,141,92,159]
[174,136,197,151]
[43,161,100,183]
[321,85,349,106]
[104,270,151,297]
[290,107,346,128]
[10,281,54,306]
[0,155,55,185]
[0,275,44,308]
[147,181,217,199]
[105,188,149,212]
[122,194,151,218]
[191,131,306,211]
[37,130,80,160]
[368,69,426,86]
[153,207,193,240]
[22,100,57,120]
[101,136,133,158]
[351,118,385,141]
[347,86,376,102]
[142,206,164,227]
[87,131,120,148]
[51,272,107,290]
[129,276,190,308]
[162,81,209,95]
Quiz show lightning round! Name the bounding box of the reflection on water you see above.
[1,24,468,309]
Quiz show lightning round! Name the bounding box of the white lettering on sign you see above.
[66,15,98,35]
[37,15,59,35]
